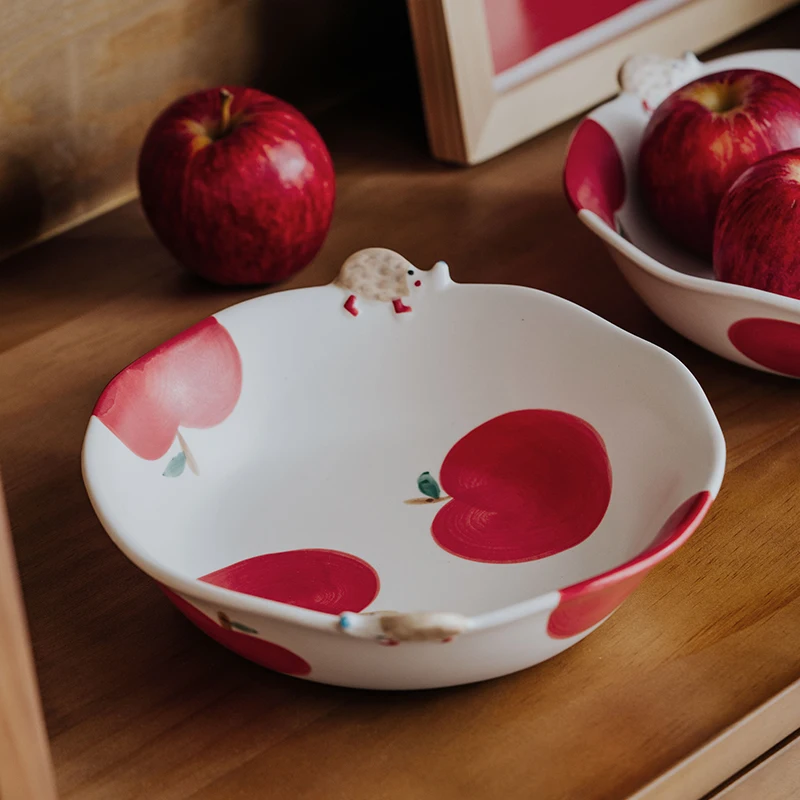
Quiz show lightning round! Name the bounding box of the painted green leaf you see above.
[417,471,441,499]
[163,451,187,477]
[231,621,258,634]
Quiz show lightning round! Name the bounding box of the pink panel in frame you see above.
[483,0,692,91]
[484,0,643,74]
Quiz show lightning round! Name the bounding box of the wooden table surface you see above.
[3,12,800,800]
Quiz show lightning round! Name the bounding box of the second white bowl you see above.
[565,48,800,378]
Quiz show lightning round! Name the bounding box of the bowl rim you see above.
[564,46,800,316]
[82,279,726,637]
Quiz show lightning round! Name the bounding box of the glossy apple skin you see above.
[638,69,800,257]
[713,149,800,299]
[138,86,335,285]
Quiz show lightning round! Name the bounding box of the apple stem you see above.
[177,430,199,476]
[404,496,451,505]
[219,88,234,136]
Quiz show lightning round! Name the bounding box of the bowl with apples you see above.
[82,247,725,690]
[564,49,800,377]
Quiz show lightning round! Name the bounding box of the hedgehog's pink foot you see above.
[392,298,412,314]
[344,295,359,316]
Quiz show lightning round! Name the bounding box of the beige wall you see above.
[0,0,411,259]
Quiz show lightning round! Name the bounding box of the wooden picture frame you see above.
[407,0,798,165]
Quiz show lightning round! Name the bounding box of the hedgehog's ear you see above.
[429,260,452,288]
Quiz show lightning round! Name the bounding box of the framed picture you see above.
[407,0,797,165]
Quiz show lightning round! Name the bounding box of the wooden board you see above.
[710,731,800,798]
[634,679,800,799]
[2,10,800,798]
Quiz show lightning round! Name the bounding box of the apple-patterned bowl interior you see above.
[564,49,800,377]
[83,250,725,634]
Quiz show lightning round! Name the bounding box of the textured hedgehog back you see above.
[335,247,413,303]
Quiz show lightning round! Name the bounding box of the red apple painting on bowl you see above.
[83,248,724,690]
[138,86,335,286]
[406,410,612,564]
[564,49,800,378]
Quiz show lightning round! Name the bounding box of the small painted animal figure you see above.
[335,247,422,316]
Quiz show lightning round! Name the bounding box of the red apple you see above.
[138,86,335,285]
[94,317,242,467]
[638,69,800,257]
[713,148,800,299]
[416,410,612,563]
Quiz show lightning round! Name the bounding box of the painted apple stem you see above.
[219,88,233,135]
[404,496,450,505]
[177,430,199,476]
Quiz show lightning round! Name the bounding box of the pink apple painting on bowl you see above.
[82,248,724,690]
[564,49,800,378]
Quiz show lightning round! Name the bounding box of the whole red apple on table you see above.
[138,86,335,285]
[714,148,800,299]
[638,69,800,258]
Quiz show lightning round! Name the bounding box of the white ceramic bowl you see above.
[565,49,800,378]
[82,248,725,690]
